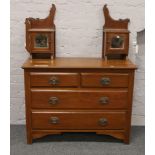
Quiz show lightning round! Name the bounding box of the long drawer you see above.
[30,72,79,87]
[32,110,126,130]
[81,73,129,88]
[31,89,128,109]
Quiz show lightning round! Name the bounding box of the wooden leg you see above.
[27,136,32,144]
[26,132,32,144]
[124,135,130,144]
[27,139,32,144]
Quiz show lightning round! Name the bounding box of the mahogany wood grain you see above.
[24,70,32,144]
[30,72,80,87]
[22,58,136,144]
[25,4,56,29]
[124,70,135,144]
[25,4,56,58]
[31,88,128,109]
[31,110,126,130]
[105,32,129,55]
[30,32,54,53]
[22,58,137,69]
[103,4,129,29]
[102,5,130,59]
[81,73,129,88]
[32,130,125,142]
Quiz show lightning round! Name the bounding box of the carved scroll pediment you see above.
[25,4,56,29]
[103,4,130,29]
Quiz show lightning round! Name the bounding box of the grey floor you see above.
[10,125,145,155]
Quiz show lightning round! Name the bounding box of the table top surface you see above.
[22,57,137,69]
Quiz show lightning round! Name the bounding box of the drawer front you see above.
[31,89,128,109]
[32,111,126,130]
[30,73,79,87]
[81,73,129,88]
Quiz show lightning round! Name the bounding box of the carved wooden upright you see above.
[25,4,56,59]
[102,4,130,59]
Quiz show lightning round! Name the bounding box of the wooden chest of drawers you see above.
[22,58,136,144]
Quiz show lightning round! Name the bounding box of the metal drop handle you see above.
[48,76,59,85]
[100,77,110,85]
[99,97,109,105]
[99,118,108,126]
[48,97,59,105]
[50,117,59,124]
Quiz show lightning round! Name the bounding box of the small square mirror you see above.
[34,34,49,48]
[110,35,124,49]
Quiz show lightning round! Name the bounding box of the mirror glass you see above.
[110,35,124,49]
[34,34,48,48]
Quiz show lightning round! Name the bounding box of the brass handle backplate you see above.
[100,77,110,85]
[49,117,59,124]
[99,97,109,105]
[48,76,59,85]
[48,97,59,105]
[99,118,108,126]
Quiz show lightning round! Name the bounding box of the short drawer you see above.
[31,89,128,109]
[30,72,79,87]
[81,73,129,88]
[32,110,126,130]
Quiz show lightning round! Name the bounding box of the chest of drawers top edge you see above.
[22,57,137,69]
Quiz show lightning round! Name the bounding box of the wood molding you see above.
[96,130,125,141]
[32,130,125,142]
